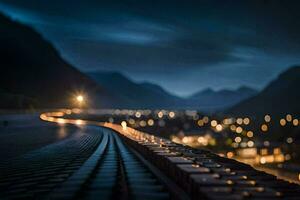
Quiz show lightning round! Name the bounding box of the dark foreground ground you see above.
[0,114,77,161]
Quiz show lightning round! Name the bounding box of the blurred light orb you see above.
[234,136,242,143]
[286,137,293,144]
[261,124,268,132]
[210,120,218,127]
[243,117,250,125]
[227,151,234,158]
[247,131,254,138]
[264,115,271,122]
[121,121,127,130]
[280,119,287,126]
[286,114,292,122]
[236,126,243,134]
[263,141,270,147]
[216,124,223,132]
[76,95,84,102]
[168,111,175,118]
[197,119,204,126]
[292,119,299,126]
[247,140,254,147]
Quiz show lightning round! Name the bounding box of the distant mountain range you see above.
[0,13,116,109]
[87,72,183,109]
[228,66,300,117]
[188,87,257,111]
[88,71,258,111]
[0,12,259,110]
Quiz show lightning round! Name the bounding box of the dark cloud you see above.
[1,0,300,96]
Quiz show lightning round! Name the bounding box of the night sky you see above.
[1,0,300,96]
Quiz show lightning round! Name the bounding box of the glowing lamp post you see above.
[76,95,84,103]
[75,95,85,108]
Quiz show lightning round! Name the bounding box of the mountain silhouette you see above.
[88,71,257,110]
[228,66,300,117]
[88,71,183,108]
[0,13,115,109]
[187,86,257,111]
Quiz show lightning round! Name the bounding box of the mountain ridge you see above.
[88,70,258,110]
[0,12,115,108]
[228,66,300,117]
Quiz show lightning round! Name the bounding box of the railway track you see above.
[50,127,186,200]
[0,123,187,200]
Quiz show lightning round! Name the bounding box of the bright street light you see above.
[76,95,84,103]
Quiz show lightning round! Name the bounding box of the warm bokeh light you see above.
[135,111,141,118]
[121,121,127,130]
[230,124,236,131]
[247,140,254,147]
[236,118,243,125]
[234,136,242,143]
[243,117,250,125]
[227,151,234,158]
[147,119,154,126]
[264,114,271,122]
[292,119,299,126]
[202,116,209,123]
[264,141,270,147]
[260,157,266,164]
[247,131,253,138]
[210,120,217,127]
[286,114,292,122]
[139,120,147,127]
[286,137,293,144]
[215,124,223,132]
[280,118,287,126]
[76,95,84,102]
[157,111,163,118]
[168,111,175,118]
[128,118,135,125]
[261,124,268,132]
[197,119,204,126]
[236,126,243,134]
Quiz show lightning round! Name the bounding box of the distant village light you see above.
[236,126,243,134]
[197,119,204,126]
[261,124,268,132]
[286,114,292,122]
[292,119,299,126]
[286,137,293,144]
[210,120,218,127]
[216,124,223,132]
[264,115,271,122]
[235,136,242,143]
[243,117,250,125]
[168,111,175,118]
[280,119,287,126]
[236,118,243,125]
[247,131,254,138]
